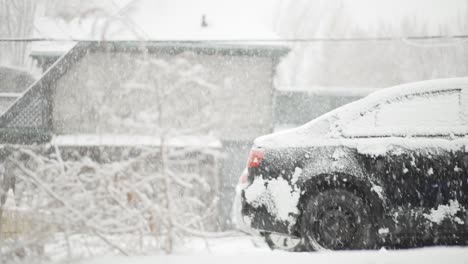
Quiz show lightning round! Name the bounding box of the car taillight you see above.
[247,149,265,168]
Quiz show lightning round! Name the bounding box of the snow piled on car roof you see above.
[255,77,468,152]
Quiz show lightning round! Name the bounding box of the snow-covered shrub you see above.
[0,143,221,260]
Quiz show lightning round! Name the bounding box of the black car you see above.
[241,77,468,250]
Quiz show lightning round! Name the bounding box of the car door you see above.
[343,88,468,236]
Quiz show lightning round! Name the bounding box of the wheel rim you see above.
[313,205,360,249]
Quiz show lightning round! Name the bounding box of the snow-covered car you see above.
[241,77,468,250]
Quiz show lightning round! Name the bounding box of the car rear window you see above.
[343,89,465,137]
[376,90,460,128]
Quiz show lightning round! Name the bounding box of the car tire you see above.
[263,232,304,251]
[301,189,376,250]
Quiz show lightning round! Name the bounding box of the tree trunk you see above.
[160,136,174,253]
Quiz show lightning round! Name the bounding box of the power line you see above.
[1,35,468,43]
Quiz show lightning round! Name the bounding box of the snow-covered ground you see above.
[79,236,468,264]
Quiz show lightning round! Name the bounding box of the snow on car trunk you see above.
[424,200,465,225]
[244,177,300,223]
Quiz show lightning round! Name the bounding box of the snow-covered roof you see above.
[32,0,281,55]
[52,134,222,148]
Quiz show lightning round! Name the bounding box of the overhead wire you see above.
[1,35,468,43]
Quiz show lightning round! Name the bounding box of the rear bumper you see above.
[241,190,291,235]
[232,185,250,232]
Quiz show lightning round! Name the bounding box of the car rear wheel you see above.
[301,189,375,250]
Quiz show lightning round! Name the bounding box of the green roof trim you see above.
[85,41,290,58]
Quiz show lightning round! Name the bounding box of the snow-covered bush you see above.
[0,143,221,260]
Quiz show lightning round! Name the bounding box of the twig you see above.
[92,231,128,256]
[11,160,130,255]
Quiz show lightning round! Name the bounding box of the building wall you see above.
[274,91,364,128]
[52,49,274,142]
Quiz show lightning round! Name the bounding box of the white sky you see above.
[124,0,280,39]
[34,0,468,40]
[345,0,467,35]
[126,0,468,38]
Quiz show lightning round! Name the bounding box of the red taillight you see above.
[247,149,265,168]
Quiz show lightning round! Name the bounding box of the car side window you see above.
[344,90,463,137]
